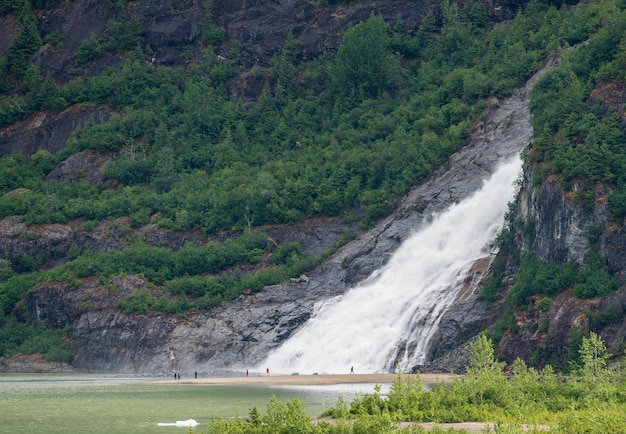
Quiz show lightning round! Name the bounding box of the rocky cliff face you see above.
[493,165,626,368]
[431,164,626,372]
[486,75,626,369]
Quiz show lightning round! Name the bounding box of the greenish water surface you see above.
[0,374,383,434]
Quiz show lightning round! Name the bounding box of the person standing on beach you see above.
[350,366,354,374]
[266,367,269,376]
[246,369,249,377]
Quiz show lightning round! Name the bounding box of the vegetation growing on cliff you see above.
[529,20,626,216]
[477,0,626,370]
[0,0,625,366]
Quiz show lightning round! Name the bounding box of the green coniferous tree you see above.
[332,13,391,109]
[6,1,42,78]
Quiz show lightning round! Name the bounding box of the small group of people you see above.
[172,366,358,379]
[240,367,355,376]
[172,371,199,379]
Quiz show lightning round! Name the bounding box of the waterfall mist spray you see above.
[262,156,523,375]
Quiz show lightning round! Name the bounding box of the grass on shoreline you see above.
[189,334,625,433]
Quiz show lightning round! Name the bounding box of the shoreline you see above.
[144,373,542,433]
[144,373,456,386]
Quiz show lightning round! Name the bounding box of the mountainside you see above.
[16,68,534,373]
[0,0,521,157]
[1,0,625,374]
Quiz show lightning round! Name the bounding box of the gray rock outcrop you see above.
[493,160,626,368]
[0,106,110,157]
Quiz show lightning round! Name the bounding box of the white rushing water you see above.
[263,156,523,375]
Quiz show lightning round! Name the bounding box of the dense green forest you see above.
[0,0,625,366]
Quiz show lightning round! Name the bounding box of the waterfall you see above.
[262,156,523,375]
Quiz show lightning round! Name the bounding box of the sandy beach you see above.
[146,373,455,386]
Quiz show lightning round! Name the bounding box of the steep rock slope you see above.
[21,58,546,373]
[495,160,626,368]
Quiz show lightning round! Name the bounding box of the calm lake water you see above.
[0,374,387,434]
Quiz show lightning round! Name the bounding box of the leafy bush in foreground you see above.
[189,334,625,434]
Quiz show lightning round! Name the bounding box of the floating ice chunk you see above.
[157,419,199,427]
